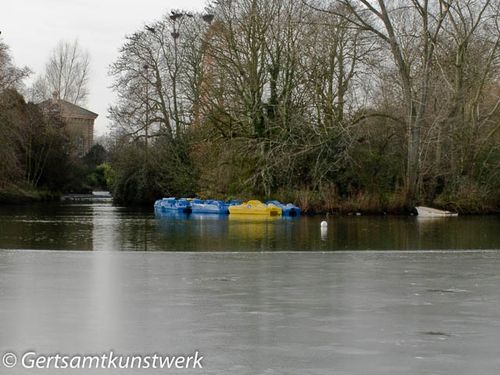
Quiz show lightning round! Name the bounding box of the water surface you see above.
[1,251,500,374]
[0,202,498,251]
[1,203,499,374]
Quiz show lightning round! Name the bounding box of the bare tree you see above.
[38,40,90,105]
[195,0,368,195]
[426,0,500,190]
[0,39,30,91]
[306,0,452,200]
[109,9,217,144]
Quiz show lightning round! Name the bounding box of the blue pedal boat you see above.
[190,199,230,214]
[154,197,192,213]
[266,200,301,217]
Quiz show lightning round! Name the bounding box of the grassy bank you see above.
[0,185,60,204]
[169,188,500,216]
[278,189,499,215]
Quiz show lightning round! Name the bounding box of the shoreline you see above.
[1,187,498,215]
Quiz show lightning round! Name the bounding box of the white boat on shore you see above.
[415,206,458,217]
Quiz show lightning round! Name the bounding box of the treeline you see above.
[0,39,108,202]
[108,0,500,213]
[112,0,497,213]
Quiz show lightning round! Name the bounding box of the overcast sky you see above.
[1,0,207,135]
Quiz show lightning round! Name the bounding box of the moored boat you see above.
[266,200,301,217]
[229,200,282,216]
[415,206,458,217]
[190,199,230,214]
[155,197,192,213]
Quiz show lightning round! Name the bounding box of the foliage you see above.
[108,137,196,204]
[0,88,72,193]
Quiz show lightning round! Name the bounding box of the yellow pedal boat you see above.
[228,200,282,216]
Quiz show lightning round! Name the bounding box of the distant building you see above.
[39,98,98,157]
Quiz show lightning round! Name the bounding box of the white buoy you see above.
[320,221,328,240]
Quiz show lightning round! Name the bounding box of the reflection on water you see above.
[321,226,328,241]
[228,215,281,251]
[0,202,498,251]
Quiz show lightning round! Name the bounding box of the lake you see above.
[0,202,499,374]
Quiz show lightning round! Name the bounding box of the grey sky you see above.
[1,0,207,135]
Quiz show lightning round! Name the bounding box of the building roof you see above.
[39,99,98,120]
